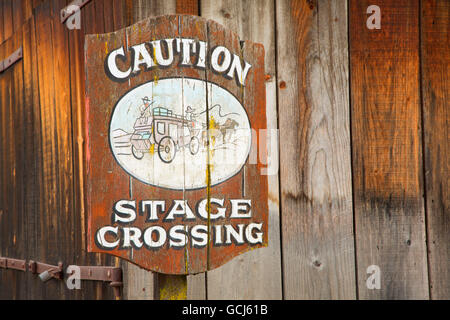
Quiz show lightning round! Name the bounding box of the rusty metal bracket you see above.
[67,265,123,299]
[28,260,63,282]
[60,0,92,24]
[0,257,27,271]
[0,47,23,73]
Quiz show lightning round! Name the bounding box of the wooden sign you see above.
[85,15,268,274]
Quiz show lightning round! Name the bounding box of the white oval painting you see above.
[109,78,251,190]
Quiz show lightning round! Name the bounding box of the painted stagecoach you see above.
[130,104,202,163]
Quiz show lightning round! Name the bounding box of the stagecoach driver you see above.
[138,96,153,124]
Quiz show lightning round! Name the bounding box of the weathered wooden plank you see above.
[0,34,15,300]
[187,272,206,299]
[102,0,115,33]
[201,0,282,300]
[128,0,176,23]
[179,14,209,276]
[176,0,198,16]
[277,0,356,299]
[82,0,123,300]
[0,27,5,268]
[21,18,42,300]
[49,0,76,299]
[65,0,93,299]
[2,0,13,41]
[23,14,48,300]
[81,0,96,34]
[11,20,27,300]
[0,2,4,44]
[173,0,207,300]
[12,0,24,32]
[22,0,33,21]
[0,24,30,299]
[123,263,155,299]
[112,0,125,30]
[119,0,176,301]
[350,0,429,299]
[34,1,64,299]
[421,0,449,300]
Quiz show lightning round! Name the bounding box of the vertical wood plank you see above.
[0,37,12,300]
[0,2,4,44]
[0,34,17,299]
[67,0,95,300]
[277,0,356,299]
[174,0,208,300]
[11,21,27,300]
[50,0,76,300]
[176,0,199,15]
[85,0,121,300]
[187,273,206,299]
[3,0,13,41]
[128,0,176,23]
[119,0,176,301]
[12,0,24,32]
[350,0,429,299]
[34,1,63,299]
[22,17,44,300]
[22,0,33,21]
[102,0,115,33]
[421,0,449,300]
[200,0,282,300]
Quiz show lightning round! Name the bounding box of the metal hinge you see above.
[0,257,27,271]
[60,0,92,24]
[67,265,123,299]
[0,257,122,298]
[29,260,64,282]
[0,47,23,73]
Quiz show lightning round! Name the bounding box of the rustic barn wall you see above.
[350,0,429,299]
[0,0,448,300]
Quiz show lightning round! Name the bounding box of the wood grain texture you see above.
[0,31,24,299]
[0,0,118,300]
[187,272,206,299]
[117,0,176,301]
[0,2,3,44]
[200,0,282,300]
[350,0,429,299]
[277,0,356,299]
[2,1,13,42]
[21,19,37,300]
[22,17,46,300]
[421,0,449,300]
[1,0,449,301]
[176,0,199,16]
[128,0,176,23]
[173,0,205,300]
[34,2,63,298]
[11,15,26,299]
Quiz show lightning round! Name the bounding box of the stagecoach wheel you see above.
[158,136,176,163]
[189,136,200,155]
[132,145,144,160]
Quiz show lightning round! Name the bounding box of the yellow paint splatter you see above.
[159,275,187,300]
[105,41,108,55]
[152,37,158,66]
[149,143,155,155]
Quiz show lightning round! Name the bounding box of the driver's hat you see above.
[142,96,151,104]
